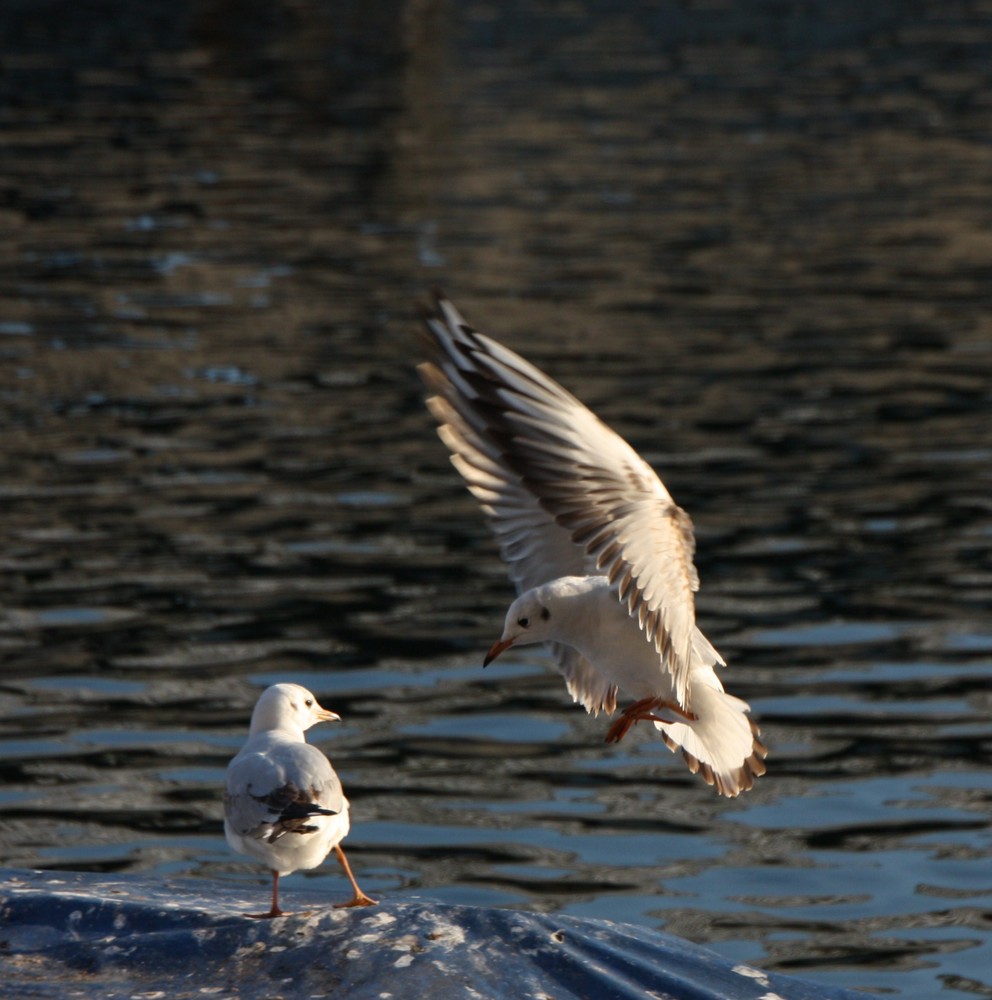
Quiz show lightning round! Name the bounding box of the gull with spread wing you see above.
[224,683,377,917]
[419,294,766,797]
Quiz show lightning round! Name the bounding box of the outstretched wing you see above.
[420,294,702,709]
[420,301,616,714]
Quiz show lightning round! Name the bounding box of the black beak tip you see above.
[483,638,510,668]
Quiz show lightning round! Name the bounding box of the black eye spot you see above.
[517,616,529,628]
[540,606,550,621]
[305,699,313,707]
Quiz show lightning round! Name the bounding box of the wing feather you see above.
[420,294,701,708]
[225,741,343,843]
[420,304,617,715]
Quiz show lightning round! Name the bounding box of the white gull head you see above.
[248,682,340,739]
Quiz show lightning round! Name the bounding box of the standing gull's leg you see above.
[332,845,378,908]
[247,869,285,919]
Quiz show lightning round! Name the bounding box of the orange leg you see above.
[332,845,378,908]
[246,869,286,919]
[605,697,696,744]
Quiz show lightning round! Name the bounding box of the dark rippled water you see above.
[1,3,990,997]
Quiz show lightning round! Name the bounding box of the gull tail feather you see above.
[655,683,767,798]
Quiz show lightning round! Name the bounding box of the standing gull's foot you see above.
[331,845,378,908]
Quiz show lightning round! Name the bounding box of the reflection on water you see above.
[1,2,990,998]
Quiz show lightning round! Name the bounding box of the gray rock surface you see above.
[0,868,866,999]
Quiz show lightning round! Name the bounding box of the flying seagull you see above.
[419,294,766,797]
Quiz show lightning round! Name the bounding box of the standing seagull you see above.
[419,294,767,797]
[224,683,377,917]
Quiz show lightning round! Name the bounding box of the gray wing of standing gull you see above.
[225,741,343,843]
[419,294,709,711]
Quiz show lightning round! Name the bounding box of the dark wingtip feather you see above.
[416,287,449,325]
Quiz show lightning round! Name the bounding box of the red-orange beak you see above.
[483,636,515,667]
